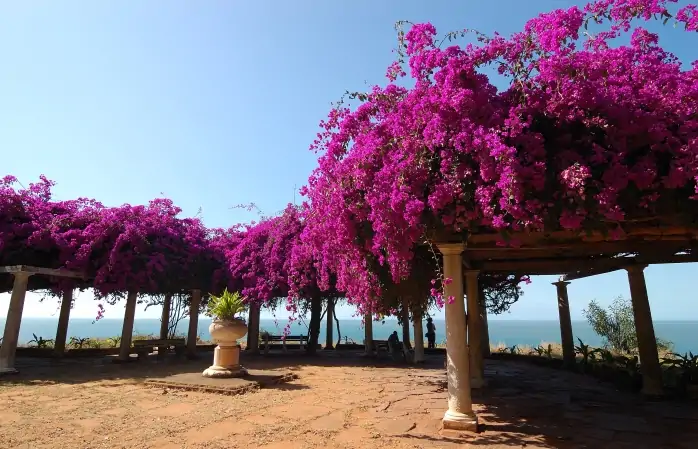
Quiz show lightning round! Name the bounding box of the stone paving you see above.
[1,353,697,448]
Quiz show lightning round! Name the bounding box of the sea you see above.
[3,318,697,354]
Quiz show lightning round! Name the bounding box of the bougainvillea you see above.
[0,175,102,293]
[302,0,698,310]
[69,199,211,300]
[0,176,217,303]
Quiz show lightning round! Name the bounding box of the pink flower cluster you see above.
[302,0,698,307]
[1,177,223,301]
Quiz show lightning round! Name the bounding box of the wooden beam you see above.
[480,254,698,275]
[466,226,698,246]
[0,265,86,279]
[464,241,692,261]
[562,268,624,281]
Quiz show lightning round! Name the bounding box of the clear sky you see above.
[1,1,696,322]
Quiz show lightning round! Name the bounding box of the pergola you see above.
[0,265,205,375]
[422,224,698,431]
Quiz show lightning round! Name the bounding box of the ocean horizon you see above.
[3,317,697,354]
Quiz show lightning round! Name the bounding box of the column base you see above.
[202,364,248,378]
[202,345,246,378]
[0,367,19,376]
[443,409,479,432]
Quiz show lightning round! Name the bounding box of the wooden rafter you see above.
[561,268,624,281]
[478,253,698,275]
[0,265,86,279]
[463,241,693,261]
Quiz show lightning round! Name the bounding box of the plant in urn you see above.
[202,289,249,378]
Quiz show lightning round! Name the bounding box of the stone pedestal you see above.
[203,318,248,378]
[202,344,248,378]
[437,243,478,433]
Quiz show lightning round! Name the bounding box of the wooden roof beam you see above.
[480,253,698,275]
[561,267,624,282]
[0,265,87,279]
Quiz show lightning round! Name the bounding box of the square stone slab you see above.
[144,369,297,395]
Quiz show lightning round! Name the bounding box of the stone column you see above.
[437,243,478,432]
[325,299,334,349]
[465,270,485,388]
[552,281,575,368]
[118,291,138,362]
[246,303,260,353]
[626,265,663,397]
[159,294,172,340]
[0,272,32,374]
[480,290,491,358]
[187,289,202,359]
[53,288,74,357]
[364,312,374,354]
[413,308,425,363]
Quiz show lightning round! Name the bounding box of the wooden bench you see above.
[263,334,308,354]
[132,338,186,360]
[372,339,390,353]
[370,339,411,362]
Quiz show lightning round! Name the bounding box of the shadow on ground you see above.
[2,349,443,387]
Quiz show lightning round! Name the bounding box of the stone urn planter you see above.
[202,318,249,378]
[202,289,250,379]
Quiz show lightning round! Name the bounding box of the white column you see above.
[465,270,485,388]
[413,308,425,363]
[437,243,478,432]
[626,265,663,397]
[364,312,374,354]
[0,272,32,374]
[118,291,138,361]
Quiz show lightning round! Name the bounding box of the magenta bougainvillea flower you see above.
[302,0,698,310]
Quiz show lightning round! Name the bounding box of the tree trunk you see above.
[401,299,412,349]
[325,298,334,349]
[307,296,323,355]
[334,308,342,346]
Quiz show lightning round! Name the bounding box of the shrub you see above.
[584,296,673,354]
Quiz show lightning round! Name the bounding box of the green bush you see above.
[583,296,672,354]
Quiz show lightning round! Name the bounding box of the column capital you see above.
[552,281,571,287]
[12,271,33,281]
[625,264,648,274]
[464,269,480,278]
[436,242,466,255]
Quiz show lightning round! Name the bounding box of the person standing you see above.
[426,317,436,349]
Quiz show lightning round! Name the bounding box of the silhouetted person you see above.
[387,331,403,361]
[426,317,436,349]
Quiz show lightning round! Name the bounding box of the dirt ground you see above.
[1,352,697,449]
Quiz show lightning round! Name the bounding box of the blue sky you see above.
[1,1,696,322]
